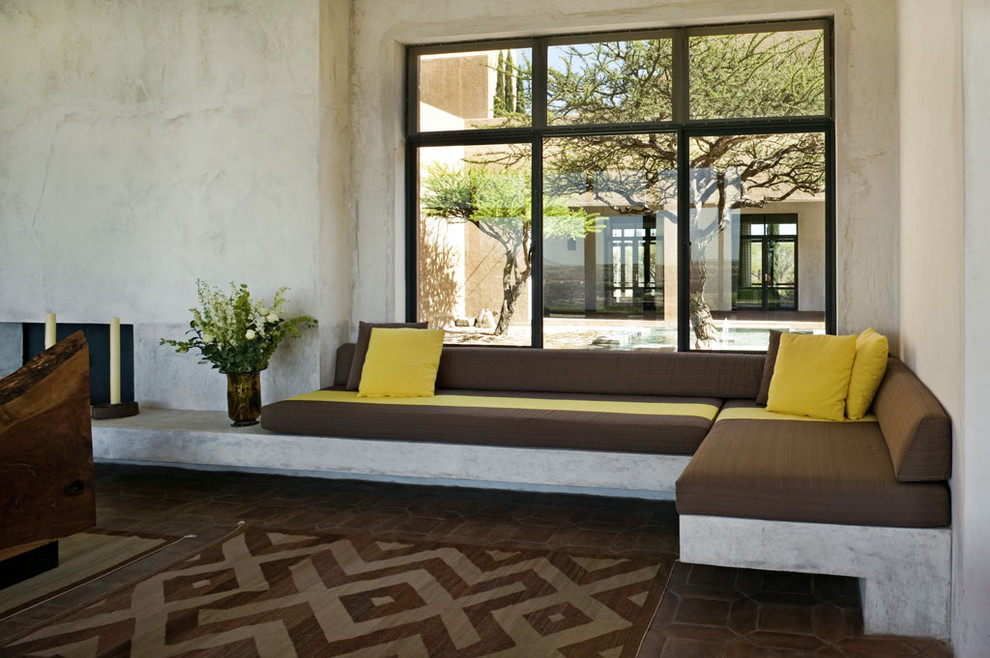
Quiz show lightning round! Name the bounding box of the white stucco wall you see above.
[899,1,990,655]
[0,0,334,408]
[959,1,990,655]
[347,0,901,344]
[897,0,964,401]
[317,0,354,379]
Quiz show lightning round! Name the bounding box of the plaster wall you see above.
[959,1,990,654]
[317,0,354,382]
[897,0,964,397]
[348,0,900,343]
[899,1,990,655]
[0,0,332,408]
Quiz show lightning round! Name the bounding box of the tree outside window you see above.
[411,22,831,350]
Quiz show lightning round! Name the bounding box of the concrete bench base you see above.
[679,514,951,639]
[92,409,687,500]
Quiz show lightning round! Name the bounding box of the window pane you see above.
[416,145,533,346]
[418,48,532,132]
[689,29,825,120]
[542,134,678,350]
[548,38,673,125]
[689,133,826,349]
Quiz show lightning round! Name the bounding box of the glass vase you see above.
[226,371,261,427]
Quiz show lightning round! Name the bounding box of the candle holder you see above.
[91,401,140,420]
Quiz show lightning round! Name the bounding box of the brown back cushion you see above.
[344,322,428,390]
[873,357,952,482]
[334,343,356,387]
[336,343,764,398]
[435,347,764,398]
[755,330,782,406]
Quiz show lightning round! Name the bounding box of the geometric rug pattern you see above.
[2,524,670,657]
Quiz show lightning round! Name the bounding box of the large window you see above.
[407,20,832,351]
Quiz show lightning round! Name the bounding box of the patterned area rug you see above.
[0,529,183,620]
[1,524,671,657]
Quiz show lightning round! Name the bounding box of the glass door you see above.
[736,215,797,311]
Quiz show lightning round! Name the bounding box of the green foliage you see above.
[160,280,317,374]
[493,51,506,116]
[515,60,527,114]
[548,39,674,125]
[689,31,825,119]
[420,163,596,245]
[505,50,516,114]
[544,31,823,125]
[540,32,827,224]
[493,50,530,120]
[420,162,596,334]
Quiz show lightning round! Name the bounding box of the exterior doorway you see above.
[604,215,660,315]
[736,214,798,311]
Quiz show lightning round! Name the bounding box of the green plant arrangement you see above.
[161,281,317,427]
[161,280,317,374]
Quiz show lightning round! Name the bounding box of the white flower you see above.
[258,306,269,316]
[266,312,278,323]
[202,333,214,343]
[245,329,257,340]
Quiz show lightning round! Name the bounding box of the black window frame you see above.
[405,18,835,351]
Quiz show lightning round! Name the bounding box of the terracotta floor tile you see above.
[660,636,725,658]
[662,622,738,643]
[811,604,848,643]
[728,598,759,635]
[758,603,815,635]
[674,596,733,626]
[745,630,825,651]
[762,570,816,595]
[687,563,741,588]
[837,636,927,656]
[0,464,954,658]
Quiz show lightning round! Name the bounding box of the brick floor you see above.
[0,464,954,656]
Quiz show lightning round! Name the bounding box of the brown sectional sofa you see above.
[677,357,951,529]
[261,341,953,637]
[262,343,951,531]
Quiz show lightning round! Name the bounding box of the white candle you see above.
[44,312,56,348]
[110,317,121,405]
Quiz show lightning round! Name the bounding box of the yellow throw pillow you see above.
[766,333,858,421]
[357,328,445,398]
[845,327,889,420]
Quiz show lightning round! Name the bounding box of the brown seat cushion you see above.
[675,402,950,528]
[261,390,721,455]
[873,358,952,482]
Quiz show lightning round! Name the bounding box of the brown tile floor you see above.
[0,464,953,657]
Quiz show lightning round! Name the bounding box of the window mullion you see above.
[404,142,418,322]
[672,29,689,123]
[531,137,544,348]
[676,128,691,352]
[673,29,690,351]
[532,38,548,129]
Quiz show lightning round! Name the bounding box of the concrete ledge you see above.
[679,514,952,639]
[92,409,686,499]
